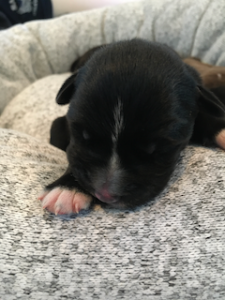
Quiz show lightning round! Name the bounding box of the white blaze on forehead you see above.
[107,150,123,182]
[112,98,124,143]
[107,98,124,177]
[109,151,120,173]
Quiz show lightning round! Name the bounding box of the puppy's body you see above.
[39,39,225,214]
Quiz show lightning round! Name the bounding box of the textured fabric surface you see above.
[1,0,225,113]
[1,0,225,299]
[0,74,69,142]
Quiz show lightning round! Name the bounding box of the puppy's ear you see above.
[71,45,104,72]
[197,85,225,118]
[56,72,78,105]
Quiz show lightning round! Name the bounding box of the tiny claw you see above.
[42,198,49,209]
[54,205,62,215]
[74,203,80,214]
[42,204,48,210]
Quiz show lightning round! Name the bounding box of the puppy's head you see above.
[56,39,219,208]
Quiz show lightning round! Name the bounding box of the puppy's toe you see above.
[72,192,92,213]
[38,188,92,215]
[215,129,225,150]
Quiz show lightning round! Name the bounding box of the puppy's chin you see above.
[108,200,130,210]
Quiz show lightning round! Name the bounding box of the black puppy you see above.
[39,39,225,215]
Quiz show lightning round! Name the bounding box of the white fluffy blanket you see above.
[1,0,225,299]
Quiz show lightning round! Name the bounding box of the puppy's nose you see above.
[95,187,119,204]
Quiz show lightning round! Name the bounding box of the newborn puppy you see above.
[183,57,225,89]
[39,39,225,215]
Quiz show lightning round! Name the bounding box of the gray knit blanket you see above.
[1,0,225,299]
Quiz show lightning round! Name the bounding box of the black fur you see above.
[47,39,225,209]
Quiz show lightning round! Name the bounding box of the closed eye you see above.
[82,130,90,140]
[139,143,156,155]
[156,141,183,154]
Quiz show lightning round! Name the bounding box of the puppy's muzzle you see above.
[94,185,120,204]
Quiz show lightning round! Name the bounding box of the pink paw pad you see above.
[38,187,92,215]
[215,129,225,150]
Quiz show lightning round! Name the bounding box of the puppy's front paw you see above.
[38,187,92,215]
[215,129,225,150]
